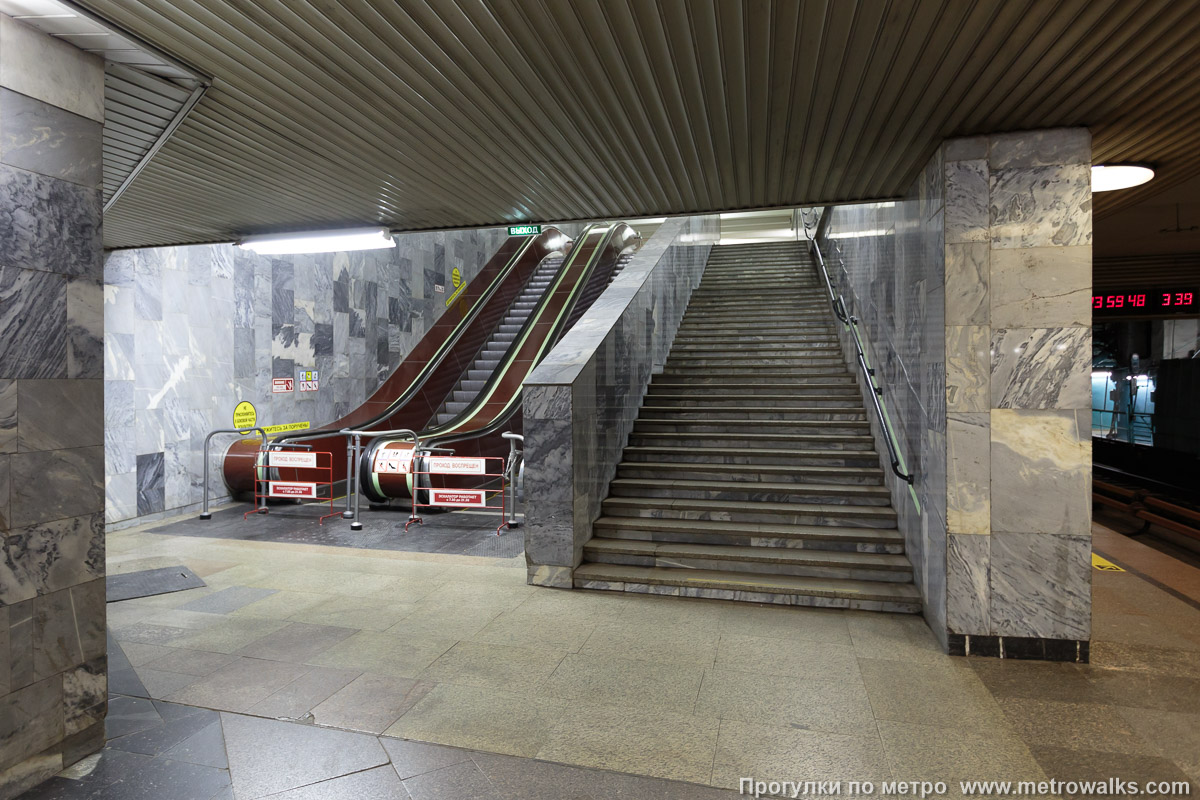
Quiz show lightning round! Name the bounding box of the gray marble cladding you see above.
[104,226,508,524]
[523,216,719,584]
[990,327,1091,409]
[1,17,106,779]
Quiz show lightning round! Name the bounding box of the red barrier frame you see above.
[246,449,341,525]
[407,455,509,535]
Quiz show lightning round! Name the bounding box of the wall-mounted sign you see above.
[233,401,257,431]
[268,481,318,499]
[451,267,462,288]
[507,224,541,236]
[298,369,319,392]
[434,283,445,293]
[429,489,489,507]
[427,456,488,475]
[268,451,317,469]
[1093,290,1197,317]
[272,378,294,393]
[373,449,414,474]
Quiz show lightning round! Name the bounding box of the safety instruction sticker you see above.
[298,369,320,392]
[268,451,317,469]
[263,422,310,435]
[427,456,488,475]
[1091,553,1126,572]
[269,481,317,498]
[374,449,414,474]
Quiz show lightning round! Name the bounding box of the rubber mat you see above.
[106,566,206,603]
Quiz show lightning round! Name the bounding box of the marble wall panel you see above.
[944,243,989,326]
[9,447,103,529]
[945,160,989,243]
[0,454,9,532]
[946,532,990,634]
[990,164,1092,249]
[990,327,1091,409]
[0,267,67,381]
[0,89,101,187]
[15,380,102,452]
[947,412,989,536]
[989,128,1091,170]
[945,326,989,412]
[989,531,1090,640]
[65,279,102,380]
[990,409,1090,536]
[0,380,14,454]
[0,514,103,605]
[0,164,101,279]
[989,245,1090,328]
[0,675,62,770]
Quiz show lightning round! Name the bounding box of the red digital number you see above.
[1107,296,1123,308]
[1184,293,1194,305]
[1129,294,1145,307]
[1163,293,1173,306]
[1093,296,1102,309]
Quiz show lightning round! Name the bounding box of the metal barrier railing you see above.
[799,210,915,485]
[201,427,269,519]
[502,432,523,529]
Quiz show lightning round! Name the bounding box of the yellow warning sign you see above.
[263,422,311,435]
[1091,553,1125,572]
[451,266,462,288]
[233,401,257,432]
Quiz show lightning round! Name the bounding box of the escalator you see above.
[360,222,639,504]
[221,227,572,493]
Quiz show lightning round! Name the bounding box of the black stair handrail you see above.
[799,209,915,486]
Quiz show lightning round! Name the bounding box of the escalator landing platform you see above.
[146,502,524,560]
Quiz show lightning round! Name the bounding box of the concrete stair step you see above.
[660,369,854,380]
[627,431,876,450]
[582,538,913,581]
[672,334,840,344]
[601,495,897,527]
[647,380,858,393]
[640,407,866,422]
[672,340,841,350]
[616,461,882,485]
[665,356,846,368]
[609,477,891,506]
[633,420,871,436]
[572,563,921,611]
[621,445,882,467]
[592,515,902,551]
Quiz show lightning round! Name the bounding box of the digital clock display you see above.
[1093,290,1196,316]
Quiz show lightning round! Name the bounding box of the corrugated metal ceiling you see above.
[75,0,1200,249]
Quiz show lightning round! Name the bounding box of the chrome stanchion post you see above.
[501,432,523,528]
[341,428,354,519]
[350,432,364,531]
[201,426,268,519]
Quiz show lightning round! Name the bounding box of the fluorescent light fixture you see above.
[1092,371,1112,379]
[1091,164,1154,192]
[237,227,395,255]
[827,229,891,239]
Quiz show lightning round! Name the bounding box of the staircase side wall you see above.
[522,216,719,587]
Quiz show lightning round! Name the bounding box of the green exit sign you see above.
[508,224,542,236]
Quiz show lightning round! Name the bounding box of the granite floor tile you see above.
[176,586,278,615]
[222,712,389,799]
[968,658,1104,704]
[246,666,361,721]
[262,765,410,799]
[98,756,231,800]
[877,721,1045,797]
[1092,611,1200,652]
[1028,746,1196,798]
[470,608,598,652]
[420,641,567,696]
[161,719,229,769]
[133,666,200,698]
[1089,641,1200,680]
[56,747,154,787]
[384,684,568,758]
[538,703,721,784]
[402,760,502,800]
[286,594,417,631]
[165,657,312,713]
[539,653,705,711]
[108,705,219,756]
[694,667,877,735]
[227,590,330,621]
[469,751,602,799]
[103,695,162,739]
[711,719,892,791]
[578,622,720,666]
[1083,670,1200,714]
[234,622,356,663]
[860,658,1005,729]
[111,622,189,646]
[167,617,291,654]
[846,611,947,663]
[999,697,1160,756]
[1117,707,1200,781]
[141,648,237,677]
[384,603,504,641]
[714,604,852,646]
[715,633,861,682]
[306,631,456,679]
[311,673,435,734]
[378,737,473,780]
[119,642,175,667]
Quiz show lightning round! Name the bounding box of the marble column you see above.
[943,129,1093,659]
[0,14,106,796]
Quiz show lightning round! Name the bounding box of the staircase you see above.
[573,241,921,613]
[436,256,564,425]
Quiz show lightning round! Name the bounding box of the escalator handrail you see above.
[424,222,637,447]
[800,209,915,486]
[274,231,564,445]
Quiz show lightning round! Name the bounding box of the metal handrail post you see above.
[200,426,268,519]
[350,432,364,530]
[341,428,354,519]
[502,432,523,528]
[337,427,421,529]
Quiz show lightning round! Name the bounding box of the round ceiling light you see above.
[1091,164,1154,192]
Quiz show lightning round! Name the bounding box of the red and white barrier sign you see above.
[427,456,488,475]
[272,378,294,393]
[268,451,317,469]
[374,449,414,474]
[268,481,318,498]
[429,489,489,507]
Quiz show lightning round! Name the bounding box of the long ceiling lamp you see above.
[237,227,396,255]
